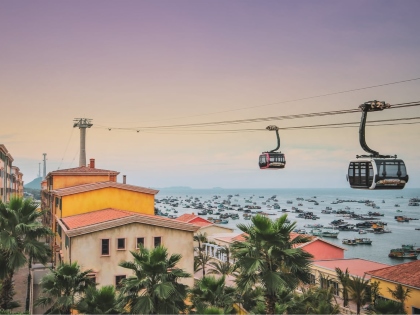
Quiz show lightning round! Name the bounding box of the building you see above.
[310,258,390,296]
[0,144,23,203]
[55,208,199,288]
[176,213,234,238]
[40,158,199,288]
[366,260,420,314]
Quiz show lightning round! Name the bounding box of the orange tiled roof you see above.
[59,208,200,235]
[62,208,135,229]
[176,213,198,223]
[312,258,390,279]
[366,260,420,288]
[51,181,159,196]
[47,166,119,177]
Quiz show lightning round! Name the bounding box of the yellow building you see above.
[56,208,199,288]
[1,144,23,202]
[366,260,420,314]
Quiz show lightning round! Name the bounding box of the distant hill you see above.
[24,177,42,189]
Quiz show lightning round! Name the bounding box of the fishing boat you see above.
[310,229,339,238]
[401,244,420,254]
[342,239,358,245]
[355,238,372,245]
[389,249,418,259]
[358,229,368,234]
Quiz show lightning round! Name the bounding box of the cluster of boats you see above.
[388,244,420,259]
[342,238,373,245]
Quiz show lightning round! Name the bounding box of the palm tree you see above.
[35,262,94,314]
[193,232,208,252]
[117,245,190,314]
[285,286,340,314]
[207,259,237,276]
[347,275,370,315]
[77,285,119,314]
[0,196,53,310]
[388,284,411,314]
[335,267,350,307]
[190,275,236,314]
[231,214,313,315]
[195,251,212,277]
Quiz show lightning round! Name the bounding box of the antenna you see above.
[73,118,93,167]
[43,153,47,179]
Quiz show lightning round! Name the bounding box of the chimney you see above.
[123,175,126,184]
[90,159,95,168]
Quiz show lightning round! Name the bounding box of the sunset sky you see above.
[1,1,420,188]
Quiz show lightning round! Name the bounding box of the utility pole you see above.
[38,162,41,178]
[73,118,93,167]
[43,153,47,179]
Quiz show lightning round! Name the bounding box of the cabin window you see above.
[136,237,145,249]
[154,237,162,248]
[117,238,126,250]
[101,239,110,256]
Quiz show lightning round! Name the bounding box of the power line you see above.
[93,101,420,131]
[95,77,420,124]
[93,116,420,134]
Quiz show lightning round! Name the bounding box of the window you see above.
[87,273,97,286]
[154,236,162,248]
[115,275,126,287]
[117,238,126,250]
[136,237,145,249]
[309,274,316,285]
[101,239,110,256]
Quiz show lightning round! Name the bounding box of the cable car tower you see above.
[258,125,286,170]
[73,118,93,167]
[347,100,408,190]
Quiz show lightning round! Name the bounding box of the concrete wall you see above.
[61,187,155,217]
[52,174,115,190]
[65,222,195,288]
[302,240,344,260]
[371,277,420,315]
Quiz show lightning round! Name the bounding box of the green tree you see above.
[371,299,402,314]
[369,280,380,306]
[207,260,237,276]
[76,285,119,314]
[347,275,370,315]
[285,286,340,314]
[231,214,313,315]
[190,275,236,314]
[0,196,52,310]
[335,267,350,307]
[35,262,94,314]
[117,245,190,314]
[388,284,411,314]
[195,251,212,277]
[193,232,208,252]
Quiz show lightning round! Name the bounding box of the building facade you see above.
[0,144,23,203]
[367,260,420,314]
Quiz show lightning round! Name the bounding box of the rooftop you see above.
[51,181,159,196]
[176,214,213,227]
[312,258,390,279]
[47,165,119,177]
[366,260,420,289]
[59,208,200,236]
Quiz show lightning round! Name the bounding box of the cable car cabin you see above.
[259,153,286,170]
[347,158,408,190]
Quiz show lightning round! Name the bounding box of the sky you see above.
[1,1,420,189]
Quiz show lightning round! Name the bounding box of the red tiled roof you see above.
[175,214,213,227]
[62,208,135,229]
[52,181,159,196]
[59,208,200,235]
[47,166,119,177]
[366,260,420,288]
[312,258,390,279]
[176,213,198,223]
[214,233,247,243]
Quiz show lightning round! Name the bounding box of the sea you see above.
[156,188,420,266]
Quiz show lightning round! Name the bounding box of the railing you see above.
[202,243,229,262]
